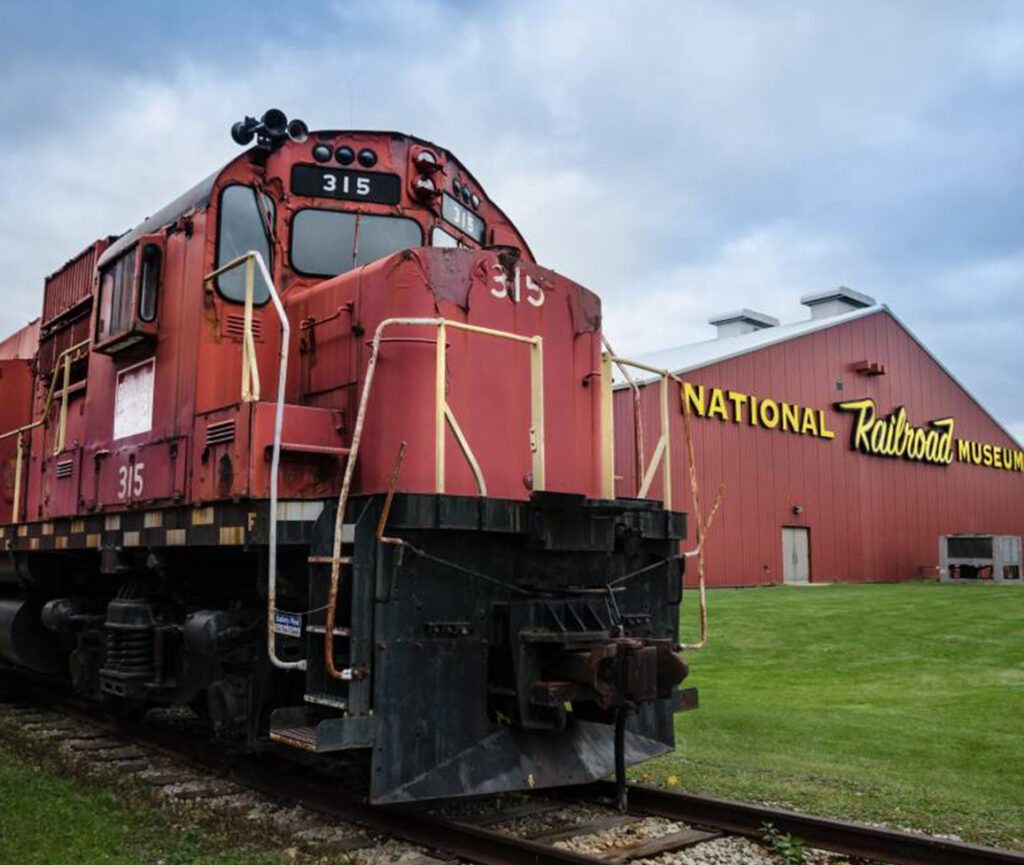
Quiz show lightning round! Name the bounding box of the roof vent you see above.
[708,309,780,340]
[800,286,875,320]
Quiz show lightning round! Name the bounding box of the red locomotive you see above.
[0,110,694,803]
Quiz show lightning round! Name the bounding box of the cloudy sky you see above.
[1,0,1022,439]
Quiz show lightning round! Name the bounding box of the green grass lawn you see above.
[645,581,1024,849]
[0,744,291,865]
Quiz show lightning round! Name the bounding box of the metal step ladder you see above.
[302,520,355,711]
[266,315,405,755]
[269,511,375,754]
[216,248,378,754]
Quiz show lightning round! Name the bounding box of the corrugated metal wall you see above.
[613,309,1024,585]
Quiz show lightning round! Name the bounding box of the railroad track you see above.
[1,678,1021,865]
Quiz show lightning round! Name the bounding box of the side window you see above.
[430,226,460,248]
[97,248,137,342]
[138,243,161,322]
[216,185,275,304]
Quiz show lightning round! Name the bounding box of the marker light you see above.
[358,148,378,167]
[471,193,481,209]
[452,179,462,198]
[413,177,438,200]
[335,146,355,165]
[414,150,439,173]
[461,185,472,204]
[312,144,332,163]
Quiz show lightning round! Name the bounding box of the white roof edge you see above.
[617,304,882,381]
[613,304,1023,450]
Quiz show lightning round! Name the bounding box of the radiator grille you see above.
[43,239,109,325]
[206,420,236,447]
[223,314,263,341]
[55,460,74,479]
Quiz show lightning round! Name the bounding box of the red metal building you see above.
[612,288,1024,586]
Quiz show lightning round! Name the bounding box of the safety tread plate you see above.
[269,725,318,751]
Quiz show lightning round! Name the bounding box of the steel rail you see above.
[590,782,1024,865]
[1,679,606,865]
[229,768,608,865]
[5,678,1022,865]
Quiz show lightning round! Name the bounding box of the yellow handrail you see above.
[0,338,90,523]
[431,319,544,494]
[598,352,726,651]
[324,316,545,681]
[204,253,262,403]
[601,353,673,509]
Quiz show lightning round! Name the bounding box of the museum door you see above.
[782,527,810,584]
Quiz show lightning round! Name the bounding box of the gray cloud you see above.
[1,0,1021,437]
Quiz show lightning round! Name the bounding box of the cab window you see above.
[290,209,422,278]
[97,248,137,342]
[216,185,275,303]
[355,214,423,267]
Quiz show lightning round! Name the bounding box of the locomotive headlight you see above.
[414,150,440,173]
[412,177,438,201]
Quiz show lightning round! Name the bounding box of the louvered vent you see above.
[55,460,74,479]
[223,314,263,341]
[206,420,236,447]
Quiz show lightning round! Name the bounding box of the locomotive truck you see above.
[0,110,695,803]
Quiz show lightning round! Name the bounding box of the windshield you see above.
[290,209,422,277]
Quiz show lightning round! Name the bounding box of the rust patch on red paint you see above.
[423,248,476,311]
[568,284,601,335]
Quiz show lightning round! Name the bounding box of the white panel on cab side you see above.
[113,358,155,440]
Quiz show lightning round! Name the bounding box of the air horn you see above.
[231,109,309,150]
